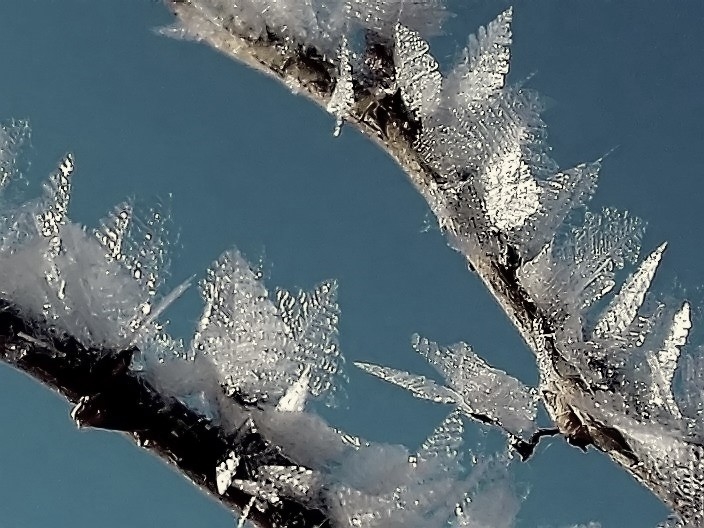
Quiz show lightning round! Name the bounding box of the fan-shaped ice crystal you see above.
[356,335,537,439]
[394,24,442,122]
[446,7,512,107]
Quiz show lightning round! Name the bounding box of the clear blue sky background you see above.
[0,1,702,527]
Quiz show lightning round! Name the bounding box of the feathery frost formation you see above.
[0,118,529,528]
[164,0,704,525]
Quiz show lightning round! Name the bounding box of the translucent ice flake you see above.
[519,208,644,313]
[193,249,291,402]
[36,153,74,254]
[192,250,343,407]
[417,409,463,466]
[276,280,344,404]
[593,243,666,340]
[276,364,312,412]
[479,136,543,231]
[327,412,517,528]
[327,37,355,137]
[519,160,601,259]
[647,302,690,419]
[356,336,538,439]
[0,119,30,191]
[94,203,131,262]
[394,23,442,122]
[446,8,513,107]
[413,335,538,437]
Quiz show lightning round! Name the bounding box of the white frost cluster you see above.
[0,121,523,528]
[0,127,179,349]
[163,0,447,55]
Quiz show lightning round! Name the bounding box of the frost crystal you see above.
[192,250,343,407]
[95,203,131,262]
[647,302,690,419]
[327,37,355,137]
[519,208,644,312]
[394,23,442,121]
[356,335,538,438]
[36,154,74,253]
[193,249,291,401]
[593,242,666,340]
[446,7,512,107]
[0,119,30,191]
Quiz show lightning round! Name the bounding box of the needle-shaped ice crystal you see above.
[354,361,457,403]
[647,302,690,419]
[276,364,312,412]
[327,37,354,137]
[593,243,667,340]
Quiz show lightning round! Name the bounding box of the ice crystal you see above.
[394,23,442,121]
[95,203,132,263]
[356,335,537,439]
[647,302,690,419]
[519,208,644,313]
[327,36,355,137]
[445,8,512,108]
[0,119,30,191]
[193,249,291,402]
[192,250,343,407]
[166,0,447,57]
[592,242,667,340]
[329,412,489,528]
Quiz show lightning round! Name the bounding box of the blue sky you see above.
[0,1,702,526]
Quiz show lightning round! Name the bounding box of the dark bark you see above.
[0,300,332,528]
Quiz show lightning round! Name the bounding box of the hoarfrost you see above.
[356,335,538,439]
[647,302,690,419]
[446,7,512,108]
[165,0,447,56]
[327,36,355,136]
[519,208,644,313]
[0,119,30,191]
[394,23,442,121]
[593,243,666,340]
[190,249,343,408]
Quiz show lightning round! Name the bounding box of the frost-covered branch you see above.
[0,118,526,527]
[160,1,704,525]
